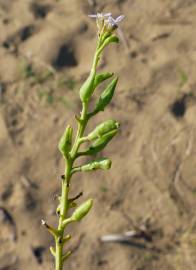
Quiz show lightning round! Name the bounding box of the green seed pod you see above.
[58,125,73,157]
[86,129,118,155]
[80,158,112,171]
[87,120,119,141]
[79,71,96,103]
[93,72,114,89]
[95,77,118,112]
[71,199,93,221]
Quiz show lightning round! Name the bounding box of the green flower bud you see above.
[58,125,73,157]
[88,120,119,141]
[79,71,96,103]
[93,72,114,89]
[80,158,112,171]
[71,199,93,221]
[86,129,117,155]
[95,77,118,112]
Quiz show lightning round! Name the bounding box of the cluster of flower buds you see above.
[79,13,124,104]
[89,13,125,36]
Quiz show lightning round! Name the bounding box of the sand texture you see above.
[0,0,196,269]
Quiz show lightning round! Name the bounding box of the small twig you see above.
[100,231,137,243]
[101,234,128,242]
[41,219,58,237]
[69,192,83,202]
[100,226,152,243]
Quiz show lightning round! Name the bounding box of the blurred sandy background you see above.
[0,0,196,269]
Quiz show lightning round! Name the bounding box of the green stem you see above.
[91,36,103,72]
[55,160,72,270]
[55,237,63,270]
[54,36,102,270]
[55,102,89,270]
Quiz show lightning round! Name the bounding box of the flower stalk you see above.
[42,12,124,270]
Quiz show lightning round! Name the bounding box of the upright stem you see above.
[54,36,102,270]
[55,103,88,270]
[55,160,72,270]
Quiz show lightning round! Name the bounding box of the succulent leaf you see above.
[87,120,119,141]
[95,77,118,112]
[71,199,93,221]
[80,158,112,171]
[58,125,73,157]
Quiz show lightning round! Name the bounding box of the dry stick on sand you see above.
[41,13,125,270]
[100,215,153,244]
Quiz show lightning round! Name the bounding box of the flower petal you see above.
[115,15,125,23]
[88,12,112,19]
[88,14,98,18]
[103,13,112,17]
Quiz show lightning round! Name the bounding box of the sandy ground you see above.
[0,0,196,269]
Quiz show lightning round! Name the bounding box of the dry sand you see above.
[0,0,196,269]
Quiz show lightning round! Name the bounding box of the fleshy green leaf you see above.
[87,120,119,141]
[93,72,114,89]
[95,77,118,112]
[80,158,112,171]
[79,71,96,103]
[71,199,93,221]
[85,130,118,155]
[58,125,73,157]
[102,35,119,47]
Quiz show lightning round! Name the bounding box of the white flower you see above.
[89,12,125,35]
[88,13,112,19]
[105,15,125,29]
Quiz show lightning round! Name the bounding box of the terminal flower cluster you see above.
[89,12,125,34]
